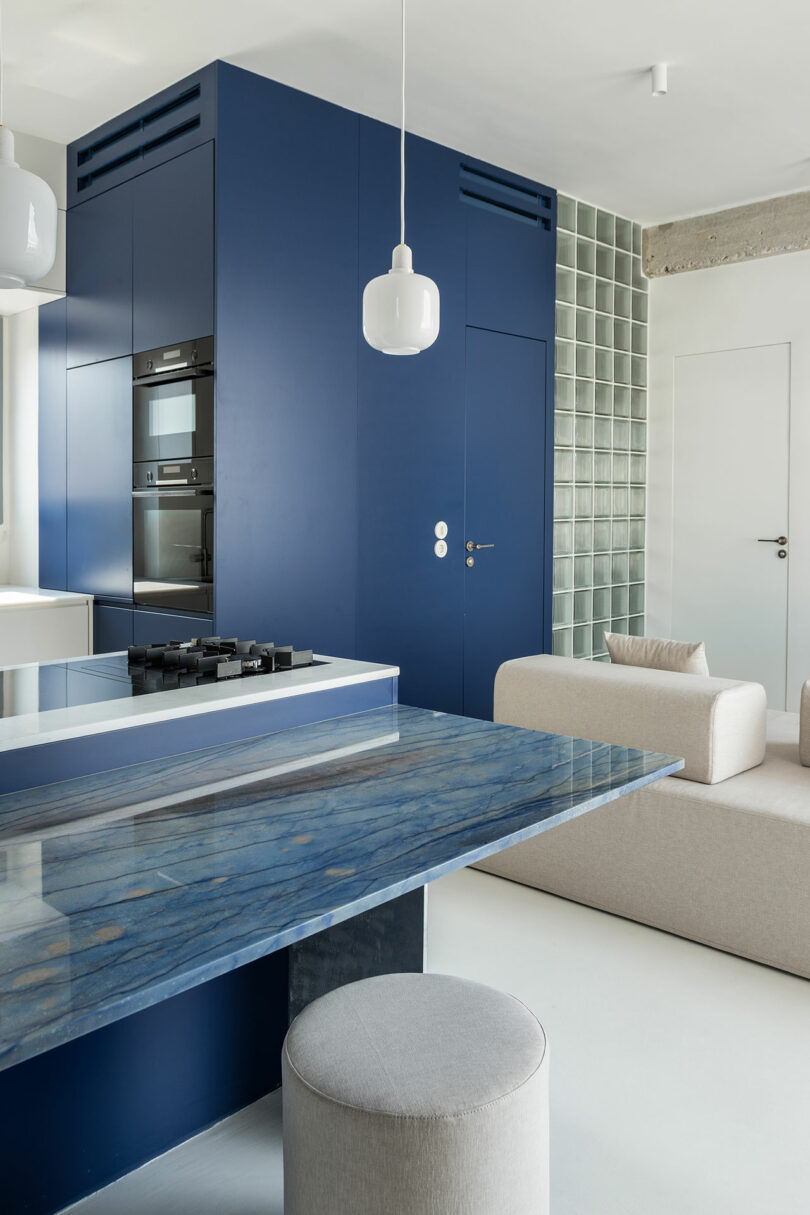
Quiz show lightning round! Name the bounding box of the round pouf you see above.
[282,972,549,1215]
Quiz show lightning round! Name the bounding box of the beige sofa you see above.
[474,655,810,980]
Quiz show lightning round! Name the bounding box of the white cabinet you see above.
[0,588,93,666]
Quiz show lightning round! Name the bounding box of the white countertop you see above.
[0,653,399,753]
[0,586,93,610]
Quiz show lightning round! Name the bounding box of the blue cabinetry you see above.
[94,604,133,653]
[39,300,68,589]
[132,610,212,645]
[66,184,133,368]
[133,142,214,352]
[66,358,132,600]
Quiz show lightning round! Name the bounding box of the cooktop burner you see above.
[127,636,316,690]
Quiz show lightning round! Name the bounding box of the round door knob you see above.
[466,555,475,567]
[778,549,787,558]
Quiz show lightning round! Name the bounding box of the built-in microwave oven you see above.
[132,336,214,465]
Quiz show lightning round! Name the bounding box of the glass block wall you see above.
[553,194,648,660]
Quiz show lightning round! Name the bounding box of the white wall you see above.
[647,249,810,709]
[2,309,41,586]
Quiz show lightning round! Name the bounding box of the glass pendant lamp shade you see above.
[0,127,57,287]
[363,243,440,355]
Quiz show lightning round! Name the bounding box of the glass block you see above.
[575,378,594,412]
[555,411,574,446]
[573,624,592,659]
[594,486,611,517]
[574,555,593,588]
[594,417,612,450]
[555,374,575,411]
[554,484,574,518]
[629,551,645,581]
[575,413,594,447]
[557,230,576,268]
[576,308,595,343]
[632,256,646,290]
[592,623,609,655]
[576,344,595,378]
[614,249,632,286]
[612,519,629,549]
[556,302,576,340]
[575,484,593,517]
[553,591,574,627]
[612,452,629,482]
[631,421,646,452]
[574,589,592,623]
[595,348,613,382]
[613,385,631,417]
[632,222,642,256]
[631,388,647,419]
[594,451,612,482]
[615,216,632,252]
[614,352,631,385]
[597,210,615,245]
[595,382,612,415]
[595,279,612,315]
[611,617,629,635]
[595,245,614,280]
[594,313,612,348]
[632,290,648,323]
[612,551,629,582]
[577,201,596,238]
[557,265,576,305]
[629,519,645,548]
[555,447,574,481]
[552,627,574,657]
[554,520,573,554]
[593,520,611,552]
[631,323,647,355]
[555,339,575,376]
[614,284,631,318]
[614,317,631,352]
[576,273,595,308]
[613,486,629,517]
[628,614,644,636]
[629,583,645,614]
[612,584,629,616]
[593,586,611,619]
[574,449,594,481]
[557,194,576,233]
[630,486,646,516]
[631,355,646,387]
[574,520,593,554]
[613,418,630,451]
[593,553,611,585]
[554,555,574,590]
[577,238,596,275]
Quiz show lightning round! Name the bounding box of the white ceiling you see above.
[4,0,809,224]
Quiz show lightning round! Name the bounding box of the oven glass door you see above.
[133,489,214,614]
[133,374,213,464]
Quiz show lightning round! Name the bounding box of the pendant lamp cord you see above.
[400,0,405,246]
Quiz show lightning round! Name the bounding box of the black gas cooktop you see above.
[127,636,317,692]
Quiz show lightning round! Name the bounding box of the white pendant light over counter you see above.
[0,1,57,288]
[362,0,439,355]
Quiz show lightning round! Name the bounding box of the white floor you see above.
[67,868,810,1215]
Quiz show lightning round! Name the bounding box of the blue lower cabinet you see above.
[132,610,212,645]
[93,605,134,653]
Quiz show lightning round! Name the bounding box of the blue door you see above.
[66,357,132,600]
[66,183,133,367]
[463,329,547,720]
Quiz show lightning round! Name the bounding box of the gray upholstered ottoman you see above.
[282,972,549,1214]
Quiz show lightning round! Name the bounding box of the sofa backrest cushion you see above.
[800,682,810,767]
[494,655,767,785]
[604,632,710,676]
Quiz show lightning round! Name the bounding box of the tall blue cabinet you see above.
[39,60,556,716]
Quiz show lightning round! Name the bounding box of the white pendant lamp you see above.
[0,1,57,288]
[362,0,439,355]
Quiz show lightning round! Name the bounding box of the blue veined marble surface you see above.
[0,705,681,1070]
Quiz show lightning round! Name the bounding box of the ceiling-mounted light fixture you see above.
[651,63,668,97]
[0,0,57,288]
[362,0,439,355]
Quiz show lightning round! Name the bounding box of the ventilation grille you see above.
[75,85,202,194]
[459,164,552,229]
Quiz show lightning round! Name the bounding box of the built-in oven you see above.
[133,336,214,465]
[133,459,214,614]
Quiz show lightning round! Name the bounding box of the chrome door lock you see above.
[466,555,475,567]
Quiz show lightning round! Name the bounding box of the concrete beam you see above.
[643,190,810,277]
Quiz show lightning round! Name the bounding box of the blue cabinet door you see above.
[357,119,467,713]
[66,358,133,599]
[133,142,214,352]
[66,183,133,367]
[132,609,212,645]
[39,300,68,589]
[463,329,548,720]
[94,604,134,653]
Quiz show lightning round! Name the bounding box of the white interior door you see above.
[671,344,789,707]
